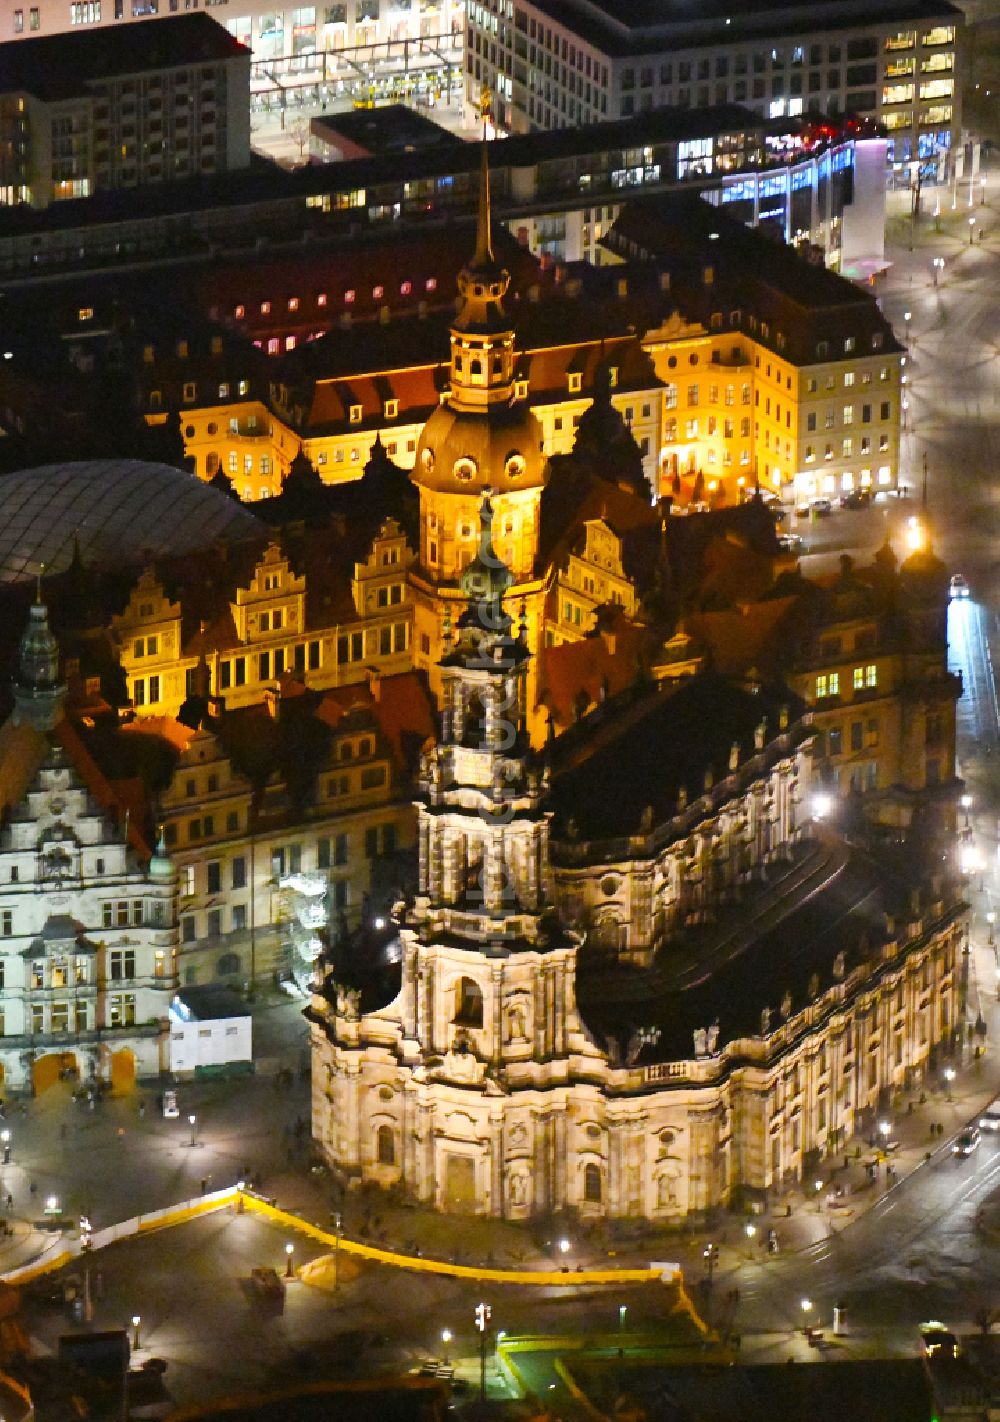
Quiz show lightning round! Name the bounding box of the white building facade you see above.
[0,601,178,1093]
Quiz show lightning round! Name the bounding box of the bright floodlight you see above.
[559,1237,570,1254]
[812,792,833,821]
[905,516,924,552]
[801,1298,813,1313]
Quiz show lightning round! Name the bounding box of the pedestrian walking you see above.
[138,1101,145,1120]
[5,1193,12,1211]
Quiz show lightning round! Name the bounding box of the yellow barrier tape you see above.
[241,1193,667,1287]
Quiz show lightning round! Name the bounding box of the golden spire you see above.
[474,84,494,268]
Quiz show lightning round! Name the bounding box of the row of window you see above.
[233,278,438,323]
[815,665,879,699]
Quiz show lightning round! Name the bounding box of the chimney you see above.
[703,265,714,286]
[264,685,280,721]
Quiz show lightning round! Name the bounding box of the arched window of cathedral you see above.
[469,358,483,378]
[583,1162,602,1203]
[492,355,503,376]
[376,1123,395,1165]
[455,355,464,373]
[454,976,484,1028]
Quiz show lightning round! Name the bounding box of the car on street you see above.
[778,533,803,553]
[953,1126,981,1157]
[810,498,833,516]
[980,1100,1000,1131]
[841,489,873,509]
[949,573,970,599]
[250,1266,285,1300]
[920,1323,959,1360]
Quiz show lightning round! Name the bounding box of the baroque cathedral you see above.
[307,151,966,1222]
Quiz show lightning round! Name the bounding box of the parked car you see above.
[953,1126,981,1157]
[778,533,803,553]
[841,489,873,509]
[949,573,970,599]
[920,1323,959,1360]
[979,1100,1000,1132]
[810,497,833,516]
[250,1266,285,1300]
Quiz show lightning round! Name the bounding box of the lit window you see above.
[425,277,437,292]
[260,301,271,315]
[344,289,356,304]
[373,285,384,300]
[234,304,245,319]
[400,280,412,296]
[853,666,864,690]
[78,307,94,322]
[288,296,299,311]
[316,292,327,306]
[865,663,877,688]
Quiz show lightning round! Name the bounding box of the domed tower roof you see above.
[12,586,66,731]
[412,136,546,503]
[148,828,177,883]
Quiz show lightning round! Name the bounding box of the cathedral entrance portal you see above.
[444,1154,477,1213]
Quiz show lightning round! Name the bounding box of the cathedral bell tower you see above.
[410,120,547,692]
[411,491,549,943]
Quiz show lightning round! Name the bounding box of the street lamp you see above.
[188,1113,197,1148]
[932,256,944,287]
[812,792,833,822]
[44,1195,61,1217]
[969,215,977,245]
[744,1222,757,1257]
[131,1315,141,1351]
[905,516,924,552]
[558,1237,570,1256]
[800,1298,813,1334]
[878,1119,891,1141]
[475,1303,492,1401]
[944,1065,956,1101]
[441,1328,452,1365]
[284,1241,294,1278]
[2,1128,10,1166]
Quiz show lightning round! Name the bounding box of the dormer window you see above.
[384,399,398,419]
[568,372,582,394]
[515,379,529,399]
[349,404,363,424]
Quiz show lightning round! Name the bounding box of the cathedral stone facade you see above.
[308,498,965,1220]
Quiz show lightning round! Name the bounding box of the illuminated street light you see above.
[558,1237,570,1255]
[878,1120,891,1139]
[131,1314,141,1350]
[441,1328,453,1364]
[961,793,973,824]
[43,1195,61,1216]
[944,1065,956,1100]
[188,1113,197,1147]
[812,792,833,821]
[801,1298,813,1333]
[905,516,924,552]
[960,842,982,876]
[285,1242,295,1278]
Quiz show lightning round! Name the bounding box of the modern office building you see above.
[465,0,962,176]
[0,12,251,206]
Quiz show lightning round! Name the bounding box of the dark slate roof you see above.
[173,985,247,1021]
[616,1358,933,1422]
[549,673,807,840]
[576,838,915,1062]
[0,14,247,102]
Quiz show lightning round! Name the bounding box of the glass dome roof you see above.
[0,460,263,584]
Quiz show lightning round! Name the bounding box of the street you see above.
[12,173,1000,1417]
